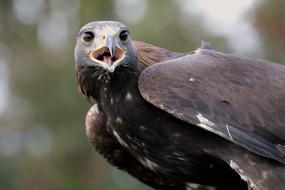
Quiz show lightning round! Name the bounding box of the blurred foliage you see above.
[0,0,284,190]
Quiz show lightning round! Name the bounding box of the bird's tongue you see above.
[103,55,112,65]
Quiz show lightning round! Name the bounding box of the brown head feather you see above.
[134,41,185,71]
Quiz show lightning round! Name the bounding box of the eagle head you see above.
[75,21,138,98]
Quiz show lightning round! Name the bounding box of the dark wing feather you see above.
[138,50,285,164]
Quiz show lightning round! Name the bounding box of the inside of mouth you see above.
[90,47,124,66]
[95,48,117,65]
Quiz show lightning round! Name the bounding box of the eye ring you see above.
[82,31,94,43]
[119,30,129,42]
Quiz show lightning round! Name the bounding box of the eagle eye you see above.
[119,30,129,41]
[82,31,94,43]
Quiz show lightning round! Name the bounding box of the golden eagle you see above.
[75,21,285,190]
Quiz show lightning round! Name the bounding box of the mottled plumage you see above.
[75,21,285,190]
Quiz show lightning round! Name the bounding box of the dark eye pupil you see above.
[119,30,129,41]
[83,31,94,42]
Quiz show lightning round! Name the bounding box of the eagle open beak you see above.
[89,36,125,72]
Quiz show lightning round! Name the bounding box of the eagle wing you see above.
[138,50,285,164]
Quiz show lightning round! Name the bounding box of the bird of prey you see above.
[75,21,285,190]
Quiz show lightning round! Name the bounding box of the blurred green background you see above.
[0,0,284,189]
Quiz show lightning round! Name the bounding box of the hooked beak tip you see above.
[106,35,116,58]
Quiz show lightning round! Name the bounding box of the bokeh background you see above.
[0,0,285,189]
